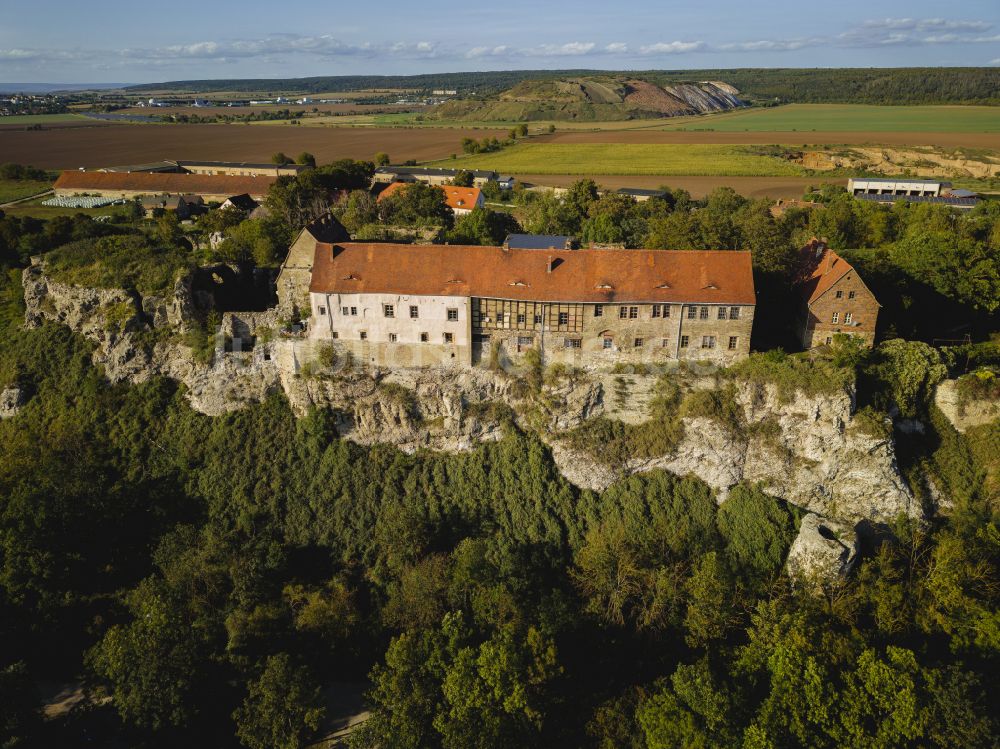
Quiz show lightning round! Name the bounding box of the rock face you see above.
[20,261,917,527]
[934,379,1000,433]
[0,387,26,419]
[786,513,859,583]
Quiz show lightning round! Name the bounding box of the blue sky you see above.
[1,0,999,83]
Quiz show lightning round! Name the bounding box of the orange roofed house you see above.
[377,182,484,216]
[795,239,880,349]
[308,243,756,369]
[53,170,278,202]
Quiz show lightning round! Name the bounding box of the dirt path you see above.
[0,189,53,208]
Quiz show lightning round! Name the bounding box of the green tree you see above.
[374,152,391,167]
[271,152,293,165]
[380,182,453,228]
[717,484,797,586]
[295,151,316,167]
[445,207,521,246]
[234,653,326,749]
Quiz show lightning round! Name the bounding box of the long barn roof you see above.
[54,170,278,198]
[310,243,756,305]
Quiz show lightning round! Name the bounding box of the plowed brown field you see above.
[0,124,508,170]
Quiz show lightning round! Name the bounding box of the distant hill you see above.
[430,76,746,121]
[126,68,1000,105]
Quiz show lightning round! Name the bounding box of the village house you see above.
[53,171,277,202]
[376,182,485,217]
[220,193,260,214]
[795,239,880,349]
[307,243,756,370]
[275,213,351,314]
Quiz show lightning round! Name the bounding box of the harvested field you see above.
[540,130,1000,150]
[0,123,508,170]
[136,103,426,117]
[435,143,807,176]
[519,174,841,200]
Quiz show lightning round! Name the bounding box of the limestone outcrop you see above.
[786,513,859,583]
[0,387,26,419]
[934,379,1000,433]
[20,261,917,527]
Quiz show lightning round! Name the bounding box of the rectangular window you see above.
[634,337,643,348]
[652,304,661,318]
[702,335,716,349]
[318,306,326,315]
[848,291,856,299]
[661,338,669,348]
[629,306,639,319]
[699,306,709,320]
[409,305,419,319]
[350,306,357,316]
[383,304,394,318]
[845,312,853,324]
[517,313,526,325]
[389,333,397,343]
[835,290,843,299]
[331,331,338,339]
[718,307,727,320]
[680,335,689,349]
[728,336,738,350]
[729,307,740,320]
[341,306,349,315]
[517,336,533,346]
[603,337,613,350]
[533,314,542,324]
[444,332,454,344]
[825,337,833,345]
[687,306,697,320]
[447,308,459,321]
[619,307,628,319]
[832,312,840,323]
[662,305,671,318]
[558,311,569,326]
[594,305,603,318]
[359,331,367,341]
[564,338,582,349]
[420,332,429,342]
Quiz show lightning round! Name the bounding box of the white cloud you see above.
[638,41,706,55]
[525,42,597,56]
[465,45,511,59]
[859,18,992,33]
[839,17,997,47]
[719,39,814,52]
[604,42,629,54]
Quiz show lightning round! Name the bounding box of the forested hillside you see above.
[128,68,1000,105]
[1,169,1000,747]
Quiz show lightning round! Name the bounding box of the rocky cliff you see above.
[20,261,915,528]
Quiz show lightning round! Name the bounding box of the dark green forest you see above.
[1,167,1000,747]
[127,68,1000,105]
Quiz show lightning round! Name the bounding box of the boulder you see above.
[786,512,858,583]
[0,387,27,419]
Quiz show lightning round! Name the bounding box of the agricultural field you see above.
[0,123,508,170]
[0,178,53,205]
[0,113,91,125]
[658,104,1000,133]
[433,143,807,177]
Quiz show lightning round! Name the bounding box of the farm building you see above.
[307,243,755,370]
[174,160,309,177]
[53,171,278,201]
[847,178,949,197]
[220,193,260,213]
[373,166,509,189]
[616,187,668,202]
[795,239,880,350]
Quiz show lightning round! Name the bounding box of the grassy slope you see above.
[430,143,806,176]
[660,104,1000,133]
[0,179,54,204]
[0,113,89,125]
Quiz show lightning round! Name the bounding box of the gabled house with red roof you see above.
[376,181,484,217]
[795,239,880,349]
[307,243,756,369]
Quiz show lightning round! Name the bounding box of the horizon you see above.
[1,0,998,84]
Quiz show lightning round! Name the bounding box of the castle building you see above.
[795,239,880,349]
[307,243,756,369]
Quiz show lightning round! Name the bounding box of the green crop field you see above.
[662,104,1000,133]
[432,143,808,176]
[0,179,53,204]
[0,113,90,125]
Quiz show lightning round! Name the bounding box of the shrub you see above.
[726,349,855,402]
[717,484,798,584]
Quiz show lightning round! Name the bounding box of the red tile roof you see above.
[53,170,278,198]
[376,182,483,212]
[310,243,756,305]
[796,239,862,305]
